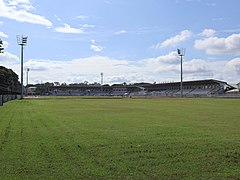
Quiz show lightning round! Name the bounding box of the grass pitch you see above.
[0,97,239,179]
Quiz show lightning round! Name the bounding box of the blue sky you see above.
[0,0,240,85]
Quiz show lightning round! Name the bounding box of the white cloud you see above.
[76,15,89,20]
[114,30,127,35]
[20,55,238,84]
[55,23,95,34]
[21,56,136,83]
[183,59,211,74]
[55,23,85,34]
[0,0,52,27]
[0,31,8,38]
[200,29,216,37]
[81,24,95,28]
[25,59,62,71]
[90,40,103,52]
[7,0,34,10]
[90,45,103,52]
[142,52,179,65]
[0,51,19,63]
[1,52,239,84]
[152,30,192,49]
[195,33,240,55]
[225,58,240,75]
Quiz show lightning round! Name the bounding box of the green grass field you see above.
[0,97,239,179]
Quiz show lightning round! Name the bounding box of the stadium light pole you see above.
[26,68,30,96]
[177,48,185,98]
[0,38,4,106]
[17,35,28,99]
[101,72,103,92]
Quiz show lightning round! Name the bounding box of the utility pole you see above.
[177,48,185,98]
[17,35,28,99]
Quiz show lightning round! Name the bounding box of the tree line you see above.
[0,66,21,94]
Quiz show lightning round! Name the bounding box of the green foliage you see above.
[0,98,239,179]
[34,82,54,95]
[0,66,20,94]
[0,39,4,53]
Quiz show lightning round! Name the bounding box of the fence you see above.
[0,94,20,106]
[0,84,20,106]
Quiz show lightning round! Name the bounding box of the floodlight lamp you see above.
[177,49,181,55]
[22,37,27,44]
[17,35,28,46]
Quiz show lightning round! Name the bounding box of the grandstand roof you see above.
[141,79,226,88]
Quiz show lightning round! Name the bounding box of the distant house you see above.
[27,87,37,95]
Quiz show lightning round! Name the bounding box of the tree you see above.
[35,82,54,95]
[0,39,4,53]
[54,82,60,86]
[0,66,21,94]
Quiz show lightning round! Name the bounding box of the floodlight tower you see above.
[100,72,103,92]
[0,39,3,106]
[177,48,185,98]
[26,68,30,96]
[17,35,28,99]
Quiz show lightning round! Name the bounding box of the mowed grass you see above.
[0,97,239,179]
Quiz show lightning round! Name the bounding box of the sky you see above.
[0,0,240,85]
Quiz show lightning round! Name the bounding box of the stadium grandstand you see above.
[48,84,142,96]
[142,79,235,97]
[46,79,237,98]
[237,82,240,91]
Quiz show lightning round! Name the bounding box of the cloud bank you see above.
[90,40,104,52]
[1,51,239,85]
[54,23,85,34]
[0,0,52,27]
[195,33,240,55]
[153,30,192,49]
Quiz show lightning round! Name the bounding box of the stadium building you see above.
[48,79,236,97]
[142,79,235,97]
